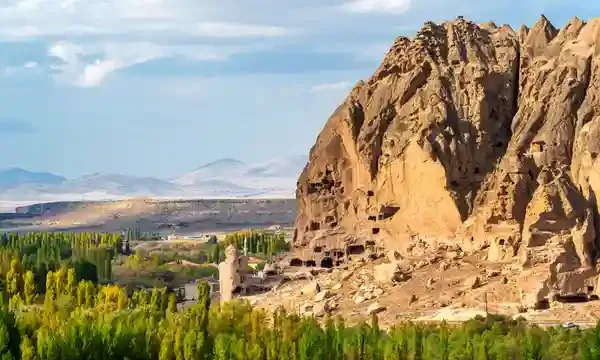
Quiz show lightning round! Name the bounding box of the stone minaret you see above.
[218,244,241,303]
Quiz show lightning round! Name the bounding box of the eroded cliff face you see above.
[295,15,600,305]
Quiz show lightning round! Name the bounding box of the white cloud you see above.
[309,81,353,93]
[0,0,419,87]
[0,0,299,87]
[191,22,290,37]
[0,0,293,40]
[15,0,45,11]
[47,40,253,87]
[78,60,121,87]
[343,0,411,13]
[48,41,82,64]
[4,61,39,75]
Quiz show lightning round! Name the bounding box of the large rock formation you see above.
[295,15,600,305]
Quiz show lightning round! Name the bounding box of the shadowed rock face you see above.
[295,15,600,305]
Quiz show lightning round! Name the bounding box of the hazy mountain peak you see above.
[0,167,66,190]
[195,158,245,170]
[0,155,305,201]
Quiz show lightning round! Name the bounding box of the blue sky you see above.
[0,0,597,179]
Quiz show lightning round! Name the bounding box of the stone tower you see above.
[218,244,241,302]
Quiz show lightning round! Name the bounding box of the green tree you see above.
[183,330,198,360]
[23,271,36,305]
[4,260,21,298]
[66,268,76,298]
[160,335,175,360]
[19,335,35,360]
[168,293,177,314]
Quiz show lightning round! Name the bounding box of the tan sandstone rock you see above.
[302,282,321,297]
[314,290,332,302]
[373,262,404,283]
[439,261,450,271]
[367,302,386,315]
[313,302,328,317]
[293,15,600,304]
[464,276,482,289]
[387,250,402,262]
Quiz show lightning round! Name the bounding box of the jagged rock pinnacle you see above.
[295,15,600,308]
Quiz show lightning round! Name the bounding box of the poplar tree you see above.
[22,271,36,305]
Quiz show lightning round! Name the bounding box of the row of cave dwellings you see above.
[289,241,380,269]
[293,190,400,269]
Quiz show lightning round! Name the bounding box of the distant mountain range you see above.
[0,155,307,203]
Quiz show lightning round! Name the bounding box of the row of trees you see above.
[3,231,600,360]
[0,232,125,294]
[223,231,289,259]
[0,232,122,253]
[124,228,162,242]
[0,276,599,360]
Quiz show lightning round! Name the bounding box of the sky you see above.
[0,0,598,179]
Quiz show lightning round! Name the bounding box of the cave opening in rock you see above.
[232,286,243,295]
[304,260,317,267]
[498,239,505,246]
[307,183,319,195]
[368,216,377,221]
[333,250,345,258]
[289,258,303,267]
[588,286,595,293]
[367,190,374,197]
[556,294,589,303]
[366,240,376,247]
[372,228,380,235]
[379,205,400,220]
[534,299,550,310]
[314,246,323,253]
[320,257,334,268]
[310,221,320,231]
[532,141,545,152]
[347,245,365,255]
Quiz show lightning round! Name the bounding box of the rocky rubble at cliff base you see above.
[294,14,600,308]
[245,249,600,327]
